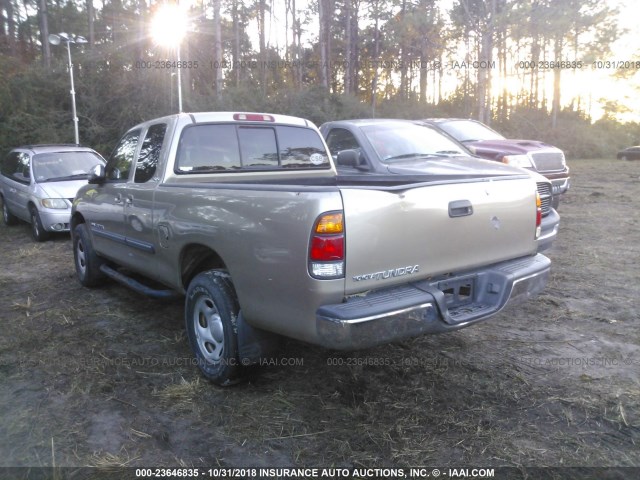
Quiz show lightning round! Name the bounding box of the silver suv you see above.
[1,144,105,241]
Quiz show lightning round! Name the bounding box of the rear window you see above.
[175,124,330,173]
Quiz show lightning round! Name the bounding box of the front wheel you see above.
[185,271,242,386]
[73,223,105,287]
[30,207,50,242]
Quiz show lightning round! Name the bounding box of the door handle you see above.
[124,195,133,206]
[448,200,473,218]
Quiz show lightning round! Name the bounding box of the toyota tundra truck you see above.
[71,112,551,385]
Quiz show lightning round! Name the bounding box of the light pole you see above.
[48,32,87,145]
[177,43,183,113]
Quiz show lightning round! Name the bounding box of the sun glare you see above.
[151,3,188,47]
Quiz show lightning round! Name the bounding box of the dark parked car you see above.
[617,146,640,160]
[422,118,570,208]
[320,119,560,253]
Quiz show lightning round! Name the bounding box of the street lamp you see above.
[151,4,188,113]
[48,32,87,145]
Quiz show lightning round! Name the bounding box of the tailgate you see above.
[341,177,538,294]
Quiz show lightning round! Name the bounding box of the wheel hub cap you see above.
[193,296,224,363]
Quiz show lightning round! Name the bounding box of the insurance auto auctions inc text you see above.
[250,467,494,478]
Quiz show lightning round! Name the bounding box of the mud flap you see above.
[237,312,281,365]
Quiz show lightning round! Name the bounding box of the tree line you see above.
[0,0,638,158]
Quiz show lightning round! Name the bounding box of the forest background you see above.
[0,0,639,158]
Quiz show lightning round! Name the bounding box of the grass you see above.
[152,376,203,411]
[89,450,140,467]
[17,244,44,259]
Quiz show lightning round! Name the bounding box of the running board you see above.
[99,265,180,299]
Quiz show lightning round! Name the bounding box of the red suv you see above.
[422,119,570,208]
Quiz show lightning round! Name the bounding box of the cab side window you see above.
[1,152,31,184]
[135,124,167,183]
[325,128,366,169]
[325,128,360,157]
[106,129,141,182]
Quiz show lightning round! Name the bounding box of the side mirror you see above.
[336,149,360,167]
[88,164,106,184]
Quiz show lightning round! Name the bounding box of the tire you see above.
[29,206,50,242]
[620,155,627,161]
[73,223,105,287]
[1,196,18,226]
[185,270,243,386]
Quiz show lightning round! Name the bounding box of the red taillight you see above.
[309,212,344,279]
[233,113,275,122]
[310,236,344,261]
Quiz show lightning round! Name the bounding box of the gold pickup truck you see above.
[71,112,551,385]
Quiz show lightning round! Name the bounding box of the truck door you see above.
[89,129,141,259]
[122,122,168,275]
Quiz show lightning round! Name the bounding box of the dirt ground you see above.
[0,158,639,473]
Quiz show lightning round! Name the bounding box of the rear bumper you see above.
[316,253,550,350]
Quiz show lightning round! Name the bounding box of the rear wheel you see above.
[185,270,243,386]
[73,223,105,287]
[620,155,628,161]
[29,207,50,242]
[1,196,18,226]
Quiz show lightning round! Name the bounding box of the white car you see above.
[0,144,105,241]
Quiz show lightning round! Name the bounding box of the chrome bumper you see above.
[551,177,570,196]
[316,254,551,350]
[537,208,560,252]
